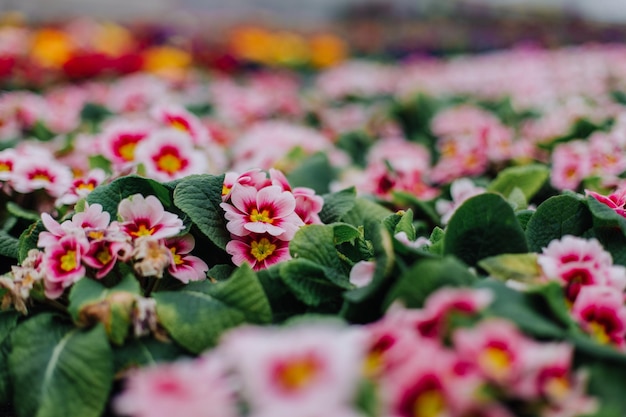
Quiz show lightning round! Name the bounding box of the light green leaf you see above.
[478,253,542,283]
[487,164,550,201]
[444,193,528,267]
[154,264,271,353]
[9,314,113,417]
[173,174,229,250]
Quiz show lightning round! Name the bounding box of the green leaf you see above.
[444,193,528,267]
[336,131,374,167]
[332,223,362,245]
[0,230,19,259]
[9,314,113,417]
[286,153,335,194]
[383,256,477,309]
[80,103,113,124]
[87,155,112,174]
[391,191,440,225]
[28,120,55,142]
[86,175,175,218]
[154,264,271,353]
[475,280,566,338]
[487,164,550,201]
[525,195,593,252]
[342,197,392,227]
[585,361,626,417]
[0,311,19,404]
[319,187,356,224]
[6,202,40,222]
[113,337,187,374]
[290,224,351,279]
[478,253,542,283]
[279,259,348,307]
[68,275,140,345]
[172,174,229,250]
[18,220,45,263]
[587,195,626,236]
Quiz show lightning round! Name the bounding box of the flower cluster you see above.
[538,235,626,348]
[221,169,323,271]
[1,194,208,308]
[114,287,596,417]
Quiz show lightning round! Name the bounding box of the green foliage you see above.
[525,195,593,252]
[478,253,542,283]
[444,193,528,267]
[113,337,187,374]
[0,229,19,259]
[286,152,335,194]
[172,174,229,250]
[154,265,271,353]
[487,164,550,202]
[9,314,113,417]
[319,187,357,224]
[17,220,45,263]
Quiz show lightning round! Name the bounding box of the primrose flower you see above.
[585,188,626,218]
[571,286,626,348]
[221,184,304,240]
[550,141,593,190]
[42,234,89,299]
[83,233,133,279]
[11,156,73,198]
[537,235,626,302]
[134,128,207,181]
[222,169,271,201]
[0,148,18,182]
[99,120,152,168]
[453,319,532,386]
[114,355,238,417]
[151,104,210,146]
[118,194,184,241]
[164,234,209,283]
[225,234,291,271]
[56,168,107,206]
[220,323,366,416]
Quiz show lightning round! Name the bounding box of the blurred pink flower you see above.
[571,285,626,348]
[585,188,626,218]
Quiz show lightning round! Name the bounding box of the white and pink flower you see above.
[164,234,209,283]
[42,234,89,299]
[118,194,184,241]
[571,285,626,348]
[225,234,291,271]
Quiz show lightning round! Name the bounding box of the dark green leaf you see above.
[113,337,187,374]
[9,314,113,417]
[18,220,45,263]
[154,265,271,353]
[319,187,356,224]
[172,174,229,250]
[279,259,347,307]
[0,230,19,259]
[444,193,528,267]
[286,153,335,194]
[525,195,592,252]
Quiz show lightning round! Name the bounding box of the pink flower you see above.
[151,104,210,146]
[399,287,493,340]
[222,169,271,201]
[225,234,291,271]
[571,286,626,348]
[99,119,152,167]
[537,235,626,302]
[134,129,208,181]
[164,234,209,283]
[11,155,73,197]
[118,194,184,241]
[220,324,366,416]
[42,234,89,299]
[221,185,304,240]
[0,148,17,181]
[550,141,593,190]
[56,168,107,206]
[585,188,626,218]
[268,169,324,225]
[114,355,238,417]
[453,319,532,386]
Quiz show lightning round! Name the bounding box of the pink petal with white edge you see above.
[256,186,296,218]
[230,184,259,213]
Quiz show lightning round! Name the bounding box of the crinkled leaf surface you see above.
[319,187,356,224]
[9,314,112,417]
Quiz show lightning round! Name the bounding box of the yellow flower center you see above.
[0,162,11,172]
[60,250,77,272]
[276,356,320,392]
[413,389,446,417]
[96,249,112,265]
[479,346,511,379]
[88,230,105,240]
[31,172,52,182]
[544,375,570,402]
[169,119,189,132]
[588,321,611,345]
[77,182,95,191]
[170,247,183,265]
[222,184,231,196]
[119,142,137,161]
[156,152,184,175]
[249,208,273,224]
[250,238,276,262]
[133,224,155,238]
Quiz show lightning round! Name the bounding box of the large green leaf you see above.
[0,311,19,404]
[341,197,392,227]
[0,230,18,260]
[86,175,175,217]
[173,174,229,250]
[319,187,356,224]
[487,164,550,201]
[9,314,113,417]
[525,194,592,252]
[383,256,477,309]
[279,259,347,307]
[443,193,528,267]
[290,224,351,280]
[154,264,271,353]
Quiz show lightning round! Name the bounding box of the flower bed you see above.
[2,41,626,417]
